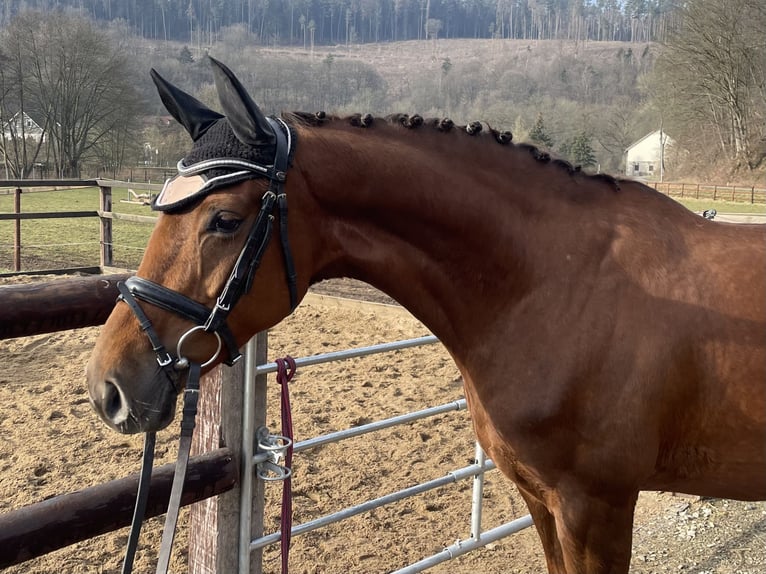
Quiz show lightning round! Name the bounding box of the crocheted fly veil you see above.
[150,58,291,213]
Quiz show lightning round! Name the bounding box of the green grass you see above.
[0,186,156,273]
[0,184,763,274]
[673,197,766,215]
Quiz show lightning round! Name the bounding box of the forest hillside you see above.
[1,1,764,182]
[141,37,660,174]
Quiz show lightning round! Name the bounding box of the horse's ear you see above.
[151,69,223,141]
[208,56,276,147]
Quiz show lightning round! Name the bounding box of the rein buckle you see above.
[157,352,174,368]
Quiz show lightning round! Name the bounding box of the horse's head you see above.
[87,58,309,433]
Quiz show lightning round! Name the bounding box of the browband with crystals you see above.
[153,161,261,212]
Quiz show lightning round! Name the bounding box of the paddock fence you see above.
[0,179,160,274]
[0,273,534,573]
[650,181,766,204]
[2,177,764,276]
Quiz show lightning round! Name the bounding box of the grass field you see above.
[0,186,156,273]
[0,184,764,274]
[667,197,766,215]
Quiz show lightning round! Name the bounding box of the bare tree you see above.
[0,28,49,178]
[654,0,766,170]
[1,11,143,177]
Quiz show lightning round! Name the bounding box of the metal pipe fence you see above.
[241,334,533,573]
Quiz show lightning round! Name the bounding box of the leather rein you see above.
[118,117,297,574]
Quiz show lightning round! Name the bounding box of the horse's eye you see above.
[209,212,243,234]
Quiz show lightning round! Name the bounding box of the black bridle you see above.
[118,116,298,574]
[121,116,298,368]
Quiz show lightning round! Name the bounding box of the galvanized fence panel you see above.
[240,334,533,573]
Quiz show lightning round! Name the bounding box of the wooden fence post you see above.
[99,184,113,268]
[189,358,246,574]
[13,188,21,272]
[188,331,268,574]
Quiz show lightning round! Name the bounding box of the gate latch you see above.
[255,425,292,481]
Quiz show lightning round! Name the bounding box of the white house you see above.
[624,129,675,180]
[1,111,46,142]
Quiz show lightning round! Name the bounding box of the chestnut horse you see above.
[87,59,766,573]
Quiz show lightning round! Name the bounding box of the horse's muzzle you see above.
[86,359,178,434]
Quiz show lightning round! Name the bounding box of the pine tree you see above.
[529,113,554,148]
[178,45,194,64]
[569,133,597,168]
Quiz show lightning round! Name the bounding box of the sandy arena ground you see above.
[0,277,764,573]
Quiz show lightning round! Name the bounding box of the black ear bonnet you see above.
[151,59,296,213]
[153,117,295,213]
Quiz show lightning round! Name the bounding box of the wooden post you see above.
[752,187,755,204]
[188,332,269,574]
[13,188,21,272]
[99,184,113,268]
[189,358,245,574]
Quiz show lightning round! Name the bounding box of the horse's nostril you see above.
[102,380,125,423]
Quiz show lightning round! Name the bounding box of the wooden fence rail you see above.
[0,448,236,568]
[1,178,763,275]
[650,182,766,203]
[0,273,130,339]
[0,179,161,274]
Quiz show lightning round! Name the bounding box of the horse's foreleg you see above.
[518,489,566,573]
[552,485,638,574]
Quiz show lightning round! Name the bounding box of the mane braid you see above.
[465,121,483,136]
[349,113,374,128]
[292,112,622,191]
[432,118,454,132]
[406,114,424,128]
[284,111,329,126]
[489,125,513,145]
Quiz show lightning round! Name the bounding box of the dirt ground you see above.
[0,276,764,574]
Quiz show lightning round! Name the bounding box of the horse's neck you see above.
[298,124,581,346]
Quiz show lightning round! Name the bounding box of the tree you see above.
[0,11,143,177]
[594,98,653,173]
[0,31,49,178]
[425,18,443,40]
[179,45,195,64]
[653,0,766,170]
[561,132,597,168]
[529,113,554,148]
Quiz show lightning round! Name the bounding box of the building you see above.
[1,112,48,178]
[624,129,675,180]
[2,111,46,142]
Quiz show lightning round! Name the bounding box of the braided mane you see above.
[285,111,621,190]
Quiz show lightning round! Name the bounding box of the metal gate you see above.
[238,334,533,573]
